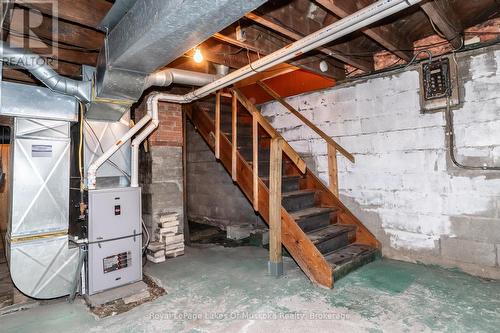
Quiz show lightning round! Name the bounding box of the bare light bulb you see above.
[193,48,203,63]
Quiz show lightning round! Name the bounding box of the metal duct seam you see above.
[0,41,92,103]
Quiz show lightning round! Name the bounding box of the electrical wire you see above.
[443,49,500,171]
[141,218,150,253]
[78,102,84,192]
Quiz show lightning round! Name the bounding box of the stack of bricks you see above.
[146,212,185,263]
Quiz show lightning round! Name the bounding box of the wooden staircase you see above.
[186,86,380,288]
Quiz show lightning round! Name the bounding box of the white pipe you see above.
[143,68,220,90]
[87,113,152,189]
[131,94,160,187]
[147,0,422,104]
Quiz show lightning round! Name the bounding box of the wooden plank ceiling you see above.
[2,0,499,86]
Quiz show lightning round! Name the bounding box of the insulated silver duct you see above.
[0,41,91,102]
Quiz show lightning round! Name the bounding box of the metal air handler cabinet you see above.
[87,187,142,295]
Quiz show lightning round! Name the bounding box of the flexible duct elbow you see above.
[1,41,91,102]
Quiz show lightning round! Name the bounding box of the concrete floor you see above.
[1,244,500,332]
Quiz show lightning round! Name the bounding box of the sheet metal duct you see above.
[6,118,78,298]
[89,0,267,120]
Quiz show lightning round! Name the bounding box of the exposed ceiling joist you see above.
[420,0,463,49]
[314,0,413,61]
[245,12,373,72]
[212,32,266,54]
[212,28,345,79]
[9,6,104,50]
[7,35,98,65]
[16,0,111,29]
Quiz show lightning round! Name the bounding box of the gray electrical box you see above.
[87,187,142,295]
[419,55,459,112]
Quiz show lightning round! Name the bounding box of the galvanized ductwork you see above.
[0,41,91,103]
[88,0,267,120]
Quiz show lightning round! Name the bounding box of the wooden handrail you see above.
[231,88,306,173]
[256,81,355,163]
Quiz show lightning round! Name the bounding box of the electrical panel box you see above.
[87,187,142,295]
[419,56,459,112]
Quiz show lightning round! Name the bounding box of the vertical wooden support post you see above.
[215,91,221,159]
[252,114,259,211]
[231,92,237,181]
[268,137,283,277]
[327,144,339,197]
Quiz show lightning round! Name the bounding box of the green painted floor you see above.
[1,245,500,333]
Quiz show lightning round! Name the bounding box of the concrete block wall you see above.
[136,100,184,236]
[186,121,261,229]
[261,45,500,279]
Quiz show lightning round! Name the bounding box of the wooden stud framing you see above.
[327,144,339,197]
[269,137,283,267]
[231,88,307,173]
[252,114,259,211]
[215,91,221,159]
[231,92,238,181]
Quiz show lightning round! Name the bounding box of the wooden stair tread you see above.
[325,244,380,281]
[290,207,336,220]
[282,189,316,198]
[261,175,301,182]
[307,224,356,244]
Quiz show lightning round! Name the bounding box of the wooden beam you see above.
[252,115,259,211]
[231,92,238,181]
[327,144,339,197]
[256,81,354,163]
[420,0,463,49]
[268,137,283,275]
[215,91,221,159]
[245,12,373,72]
[10,6,104,49]
[212,33,265,54]
[233,63,300,88]
[7,35,98,65]
[2,68,38,84]
[314,0,413,61]
[212,28,344,79]
[17,0,111,29]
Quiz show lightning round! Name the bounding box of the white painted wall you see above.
[261,46,500,277]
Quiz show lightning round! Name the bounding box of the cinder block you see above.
[497,244,500,266]
[450,216,500,244]
[441,237,497,267]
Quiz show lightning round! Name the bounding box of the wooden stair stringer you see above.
[187,104,334,288]
[294,165,381,249]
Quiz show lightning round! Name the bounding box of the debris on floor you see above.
[147,212,184,263]
[89,275,165,318]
